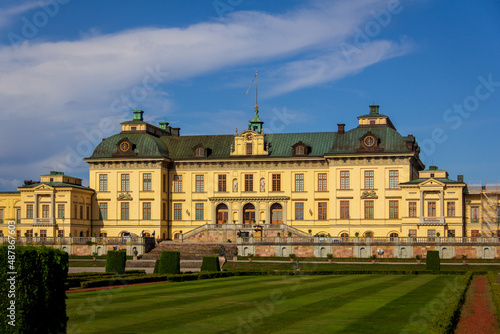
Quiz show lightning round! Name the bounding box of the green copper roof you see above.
[88,133,169,159]
[328,126,414,155]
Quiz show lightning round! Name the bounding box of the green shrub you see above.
[158,251,180,274]
[0,246,68,333]
[153,259,159,274]
[426,250,440,271]
[105,250,127,274]
[201,256,221,272]
[487,271,500,320]
[426,272,473,333]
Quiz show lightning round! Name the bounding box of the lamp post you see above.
[348,214,351,238]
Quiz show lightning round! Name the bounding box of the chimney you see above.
[337,123,345,134]
[132,109,144,121]
[172,127,180,137]
[369,105,379,115]
[457,175,464,183]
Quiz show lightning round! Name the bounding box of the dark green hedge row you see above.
[487,271,500,322]
[201,256,220,272]
[0,246,68,334]
[76,269,472,290]
[105,250,127,274]
[426,271,473,334]
[157,251,180,274]
[426,251,440,271]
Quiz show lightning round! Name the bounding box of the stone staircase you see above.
[136,242,237,271]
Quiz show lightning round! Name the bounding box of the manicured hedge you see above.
[157,251,180,274]
[426,250,440,271]
[426,271,473,333]
[153,259,159,274]
[201,256,220,272]
[0,246,68,334]
[487,271,500,321]
[105,250,127,274]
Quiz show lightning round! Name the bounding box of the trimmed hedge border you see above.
[201,256,220,272]
[0,246,68,334]
[157,251,180,274]
[426,271,473,334]
[105,250,127,274]
[426,251,441,271]
[487,271,500,323]
[74,270,471,290]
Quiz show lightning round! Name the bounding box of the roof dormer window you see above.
[292,141,309,156]
[195,147,205,157]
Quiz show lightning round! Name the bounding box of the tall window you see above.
[174,203,182,220]
[364,200,374,219]
[99,174,108,191]
[318,173,327,192]
[73,205,77,219]
[428,201,436,217]
[26,229,33,237]
[246,142,252,155]
[340,201,349,219]
[143,173,152,191]
[0,209,3,223]
[27,204,33,219]
[16,208,20,222]
[427,229,436,241]
[471,206,479,221]
[244,174,253,192]
[174,175,182,192]
[195,175,204,192]
[218,174,227,192]
[86,206,89,220]
[409,229,417,238]
[408,202,417,217]
[364,170,374,189]
[99,203,108,220]
[295,174,304,192]
[162,174,166,192]
[143,202,151,220]
[318,202,327,220]
[447,202,455,217]
[42,205,49,218]
[195,203,204,220]
[295,202,304,220]
[58,230,64,237]
[389,200,399,219]
[40,230,47,238]
[389,170,399,189]
[340,171,349,189]
[121,202,129,220]
[80,206,83,219]
[162,202,166,220]
[272,174,281,192]
[121,174,129,191]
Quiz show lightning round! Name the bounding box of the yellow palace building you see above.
[1,104,498,240]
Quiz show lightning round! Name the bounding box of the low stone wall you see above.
[7,243,145,256]
[237,243,499,259]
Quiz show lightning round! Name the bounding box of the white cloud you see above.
[0,0,414,189]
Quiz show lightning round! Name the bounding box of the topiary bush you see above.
[426,250,440,271]
[158,251,181,274]
[200,256,221,272]
[0,246,69,334]
[153,259,159,274]
[105,250,127,274]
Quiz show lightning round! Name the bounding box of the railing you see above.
[0,236,146,245]
[237,236,500,245]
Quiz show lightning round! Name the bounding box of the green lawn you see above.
[67,274,460,333]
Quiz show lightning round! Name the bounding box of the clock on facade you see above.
[120,141,131,152]
[363,135,376,148]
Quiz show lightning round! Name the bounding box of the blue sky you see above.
[0,0,499,190]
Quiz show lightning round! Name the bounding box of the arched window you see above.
[246,143,253,155]
[296,145,304,155]
[243,203,255,225]
[340,232,349,241]
[270,203,283,224]
[216,203,228,224]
